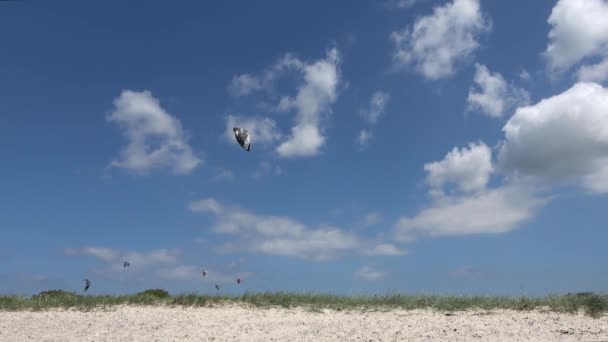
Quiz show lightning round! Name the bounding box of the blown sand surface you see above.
[1,305,607,342]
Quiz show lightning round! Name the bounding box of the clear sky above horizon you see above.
[1,0,607,296]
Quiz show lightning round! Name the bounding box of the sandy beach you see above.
[1,305,606,342]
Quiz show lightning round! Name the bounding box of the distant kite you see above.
[233,127,251,151]
[202,269,207,277]
[123,261,130,268]
[215,284,220,291]
[236,278,241,285]
[83,279,91,292]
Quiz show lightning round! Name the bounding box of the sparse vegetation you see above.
[135,289,170,299]
[0,291,606,317]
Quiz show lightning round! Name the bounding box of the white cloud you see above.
[252,161,282,180]
[356,266,387,281]
[64,247,120,262]
[252,228,360,261]
[577,57,608,84]
[360,91,391,125]
[356,130,372,147]
[395,182,547,241]
[276,48,342,157]
[519,69,531,81]
[390,0,491,80]
[124,249,179,267]
[189,198,360,261]
[277,123,325,157]
[544,0,608,73]
[363,243,407,256]
[228,48,342,158]
[212,168,235,182]
[224,114,282,147]
[361,212,382,228]
[107,90,201,175]
[396,139,549,242]
[228,74,263,97]
[189,198,224,215]
[498,82,608,193]
[467,64,530,118]
[64,247,179,270]
[356,91,390,148]
[228,54,304,98]
[424,141,493,194]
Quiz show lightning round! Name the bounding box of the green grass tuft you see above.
[135,289,171,299]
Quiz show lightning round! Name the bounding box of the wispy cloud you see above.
[363,243,407,256]
[357,91,390,147]
[391,0,491,80]
[213,167,235,182]
[189,198,360,261]
[252,161,282,180]
[63,246,179,272]
[356,265,387,281]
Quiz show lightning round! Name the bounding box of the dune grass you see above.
[1,290,606,318]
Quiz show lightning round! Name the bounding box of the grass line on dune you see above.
[0,290,606,318]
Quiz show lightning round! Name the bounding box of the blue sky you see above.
[1,0,608,296]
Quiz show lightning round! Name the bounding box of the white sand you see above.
[1,305,607,341]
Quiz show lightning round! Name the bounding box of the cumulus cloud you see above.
[228,48,342,158]
[107,90,202,175]
[498,82,608,193]
[224,114,282,147]
[544,0,608,73]
[395,183,547,241]
[467,64,530,118]
[577,58,608,84]
[356,266,387,281]
[277,123,326,157]
[424,141,493,194]
[390,0,491,80]
[276,48,342,157]
[396,140,548,242]
[189,198,360,261]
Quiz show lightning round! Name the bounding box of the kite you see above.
[123,261,130,268]
[233,127,251,151]
[202,269,207,277]
[83,279,91,292]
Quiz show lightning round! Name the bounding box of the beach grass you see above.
[1,290,606,317]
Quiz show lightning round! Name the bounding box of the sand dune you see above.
[1,305,607,341]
